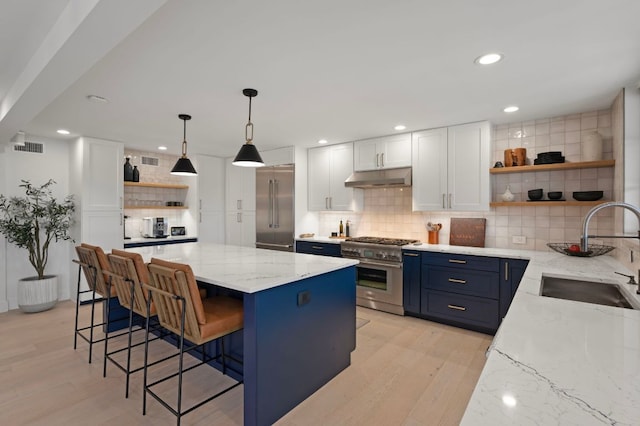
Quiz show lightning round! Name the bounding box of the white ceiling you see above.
[2,0,640,158]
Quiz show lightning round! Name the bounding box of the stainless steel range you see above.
[341,236,418,315]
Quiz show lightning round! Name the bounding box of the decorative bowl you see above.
[547,191,563,200]
[547,242,615,257]
[572,191,603,201]
[528,188,543,201]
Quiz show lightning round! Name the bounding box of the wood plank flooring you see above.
[0,301,492,425]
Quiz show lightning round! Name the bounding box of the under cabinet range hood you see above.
[344,167,412,188]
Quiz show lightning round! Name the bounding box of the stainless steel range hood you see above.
[344,167,412,188]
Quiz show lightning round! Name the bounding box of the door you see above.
[412,127,448,211]
[380,134,411,169]
[328,144,354,210]
[448,122,490,211]
[307,147,331,210]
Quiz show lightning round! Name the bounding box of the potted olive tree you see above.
[0,179,75,312]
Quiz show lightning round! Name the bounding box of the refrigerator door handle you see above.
[274,179,279,228]
[268,179,273,228]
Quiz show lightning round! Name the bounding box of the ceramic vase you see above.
[501,185,515,202]
[582,131,603,161]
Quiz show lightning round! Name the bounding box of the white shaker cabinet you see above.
[225,158,256,247]
[225,158,256,212]
[308,143,359,211]
[353,133,411,171]
[70,137,124,300]
[412,121,490,211]
[225,210,256,247]
[195,155,225,243]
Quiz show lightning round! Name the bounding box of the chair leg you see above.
[88,286,97,364]
[177,300,187,426]
[143,294,153,416]
[102,281,112,377]
[73,265,82,350]
[220,337,227,376]
[124,281,136,398]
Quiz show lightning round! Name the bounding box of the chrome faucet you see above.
[581,201,640,251]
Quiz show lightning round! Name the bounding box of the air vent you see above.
[141,156,159,166]
[14,141,44,154]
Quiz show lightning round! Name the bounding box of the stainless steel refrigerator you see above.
[255,164,295,252]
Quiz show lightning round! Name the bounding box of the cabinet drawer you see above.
[423,266,499,299]
[423,252,499,272]
[422,290,499,331]
[295,241,341,257]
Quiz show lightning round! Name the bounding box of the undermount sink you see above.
[540,276,636,309]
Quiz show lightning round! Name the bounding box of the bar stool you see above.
[105,250,175,398]
[72,244,122,364]
[143,258,243,426]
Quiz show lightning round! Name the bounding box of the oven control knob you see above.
[388,254,399,261]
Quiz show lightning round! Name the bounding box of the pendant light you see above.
[232,88,264,167]
[171,114,197,175]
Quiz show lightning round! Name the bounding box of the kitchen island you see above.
[126,242,358,426]
[407,244,640,425]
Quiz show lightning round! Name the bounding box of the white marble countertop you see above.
[125,235,196,244]
[126,242,357,293]
[444,245,640,425]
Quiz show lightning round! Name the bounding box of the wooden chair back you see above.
[74,245,110,297]
[146,263,202,343]
[107,254,150,317]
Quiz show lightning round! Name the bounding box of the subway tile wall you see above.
[319,109,616,251]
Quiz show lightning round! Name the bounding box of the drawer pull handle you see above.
[448,278,467,284]
[311,246,324,250]
[447,304,466,311]
[448,259,467,264]
[404,253,419,257]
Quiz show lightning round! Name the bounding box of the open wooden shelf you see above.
[490,200,608,207]
[124,182,189,189]
[489,159,614,174]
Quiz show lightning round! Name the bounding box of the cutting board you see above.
[449,218,486,247]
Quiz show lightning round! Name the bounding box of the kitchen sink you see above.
[540,276,636,309]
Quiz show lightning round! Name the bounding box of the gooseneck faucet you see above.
[581,201,640,252]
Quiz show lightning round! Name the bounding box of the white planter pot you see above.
[18,275,58,313]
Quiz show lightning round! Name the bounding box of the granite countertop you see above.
[409,244,640,424]
[126,242,357,293]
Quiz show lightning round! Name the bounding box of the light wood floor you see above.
[0,301,492,425]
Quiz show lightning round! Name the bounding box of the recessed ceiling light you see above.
[86,94,109,103]
[503,106,519,113]
[158,146,168,150]
[57,129,70,135]
[318,139,328,144]
[474,53,503,65]
[394,125,406,131]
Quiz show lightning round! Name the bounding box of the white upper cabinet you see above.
[82,137,124,211]
[195,155,225,243]
[308,143,360,211]
[353,133,411,171]
[225,158,256,211]
[412,121,490,211]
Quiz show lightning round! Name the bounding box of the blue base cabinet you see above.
[402,251,421,314]
[402,250,529,335]
[295,241,342,257]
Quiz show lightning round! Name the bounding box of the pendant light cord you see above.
[245,96,254,143]
[182,117,188,157]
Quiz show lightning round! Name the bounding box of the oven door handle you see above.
[358,260,402,269]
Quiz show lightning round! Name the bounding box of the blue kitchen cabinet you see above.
[402,250,421,314]
[499,258,529,319]
[295,241,342,257]
[421,252,500,334]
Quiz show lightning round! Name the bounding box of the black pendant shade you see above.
[171,113,197,176]
[232,88,265,167]
[233,142,264,166]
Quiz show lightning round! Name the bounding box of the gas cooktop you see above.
[344,236,419,246]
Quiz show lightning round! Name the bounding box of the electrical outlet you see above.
[512,235,526,245]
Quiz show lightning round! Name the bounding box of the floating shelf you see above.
[489,159,614,174]
[124,205,188,210]
[124,182,188,189]
[490,200,608,207]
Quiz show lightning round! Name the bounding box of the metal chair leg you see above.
[73,265,82,350]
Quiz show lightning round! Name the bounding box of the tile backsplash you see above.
[319,108,617,251]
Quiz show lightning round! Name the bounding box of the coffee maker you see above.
[142,217,169,238]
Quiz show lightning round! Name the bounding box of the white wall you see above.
[2,137,72,311]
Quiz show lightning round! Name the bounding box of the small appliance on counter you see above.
[171,226,186,236]
[142,217,169,238]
